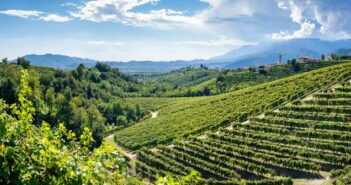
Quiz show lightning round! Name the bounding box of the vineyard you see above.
[115,62,351,150]
[134,64,351,184]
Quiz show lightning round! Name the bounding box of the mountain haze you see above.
[18,38,351,73]
[211,38,351,68]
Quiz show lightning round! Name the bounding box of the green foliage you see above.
[331,166,351,185]
[135,67,219,97]
[17,57,31,69]
[115,62,351,150]
[1,58,8,63]
[0,62,146,147]
[0,69,130,185]
[135,72,351,184]
[116,115,128,126]
[155,170,202,185]
[147,61,345,97]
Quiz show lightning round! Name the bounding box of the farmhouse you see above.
[298,56,319,63]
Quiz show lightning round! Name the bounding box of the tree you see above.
[74,63,86,80]
[290,59,300,72]
[1,57,8,63]
[156,170,203,185]
[321,54,326,60]
[331,53,340,60]
[258,69,267,75]
[95,62,111,72]
[17,57,31,69]
[203,86,211,96]
[0,69,129,184]
[0,79,16,104]
[116,115,128,126]
[87,85,94,99]
[216,74,225,83]
[248,67,256,72]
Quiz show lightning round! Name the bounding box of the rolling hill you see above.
[334,48,351,56]
[119,61,351,184]
[115,61,351,150]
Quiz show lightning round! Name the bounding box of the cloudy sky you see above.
[0,0,350,61]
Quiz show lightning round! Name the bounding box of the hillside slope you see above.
[156,61,345,97]
[0,62,146,146]
[114,61,351,150]
[137,77,351,183]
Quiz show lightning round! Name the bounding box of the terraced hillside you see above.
[115,62,351,150]
[135,76,351,184]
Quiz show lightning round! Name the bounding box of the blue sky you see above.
[0,0,351,61]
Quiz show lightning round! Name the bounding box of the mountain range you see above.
[16,38,351,74]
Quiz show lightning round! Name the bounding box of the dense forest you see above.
[0,59,146,147]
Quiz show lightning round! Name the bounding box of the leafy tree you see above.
[156,171,202,185]
[321,54,326,60]
[290,59,300,72]
[0,79,16,104]
[0,69,129,184]
[258,69,267,75]
[73,63,86,80]
[87,85,95,99]
[216,74,225,83]
[203,86,211,96]
[116,115,128,126]
[1,57,8,63]
[331,53,340,60]
[17,57,31,69]
[95,62,111,72]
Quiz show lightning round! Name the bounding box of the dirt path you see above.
[104,134,137,175]
[293,177,330,185]
[151,111,158,118]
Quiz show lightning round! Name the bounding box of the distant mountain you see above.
[17,54,207,74]
[21,54,97,69]
[16,38,351,73]
[334,48,351,56]
[211,38,351,68]
[104,60,204,74]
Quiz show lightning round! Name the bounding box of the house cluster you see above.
[298,56,320,63]
[247,54,333,72]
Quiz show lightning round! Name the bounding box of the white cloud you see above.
[272,0,351,40]
[71,0,201,28]
[271,1,315,40]
[172,39,255,47]
[277,1,288,10]
[40,14,72,22]
[87,40,124,46]
[0,9,71,22]
[61,3,78,7]
[199,0,222,7]
[270,21,315,40]
[0,10,42,19]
